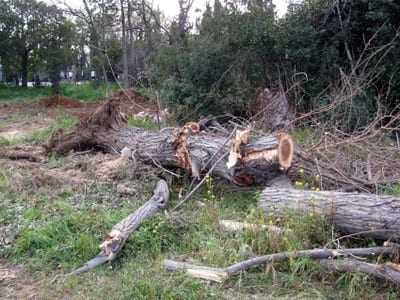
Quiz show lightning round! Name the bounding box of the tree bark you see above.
[258,188,400,240]
[21,49,29,88]
[320,258,400,285]
[120,0,129,88]
[45,100,294,186]
[66,179,169,275]
[164,246,398,283]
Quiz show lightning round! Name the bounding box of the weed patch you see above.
[127,115,158,130]
[25,110,78,144]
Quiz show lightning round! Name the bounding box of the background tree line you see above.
[0,0,399,128]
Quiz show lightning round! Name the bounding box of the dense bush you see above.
[150,0,400,128]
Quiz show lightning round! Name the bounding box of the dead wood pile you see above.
[37,90,400,284]
[45,99,295,186]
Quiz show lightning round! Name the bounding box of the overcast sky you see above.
[155,0,289,18]
[51,0,289,19]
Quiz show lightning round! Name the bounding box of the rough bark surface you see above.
[164,246,398,283]
[253,88,294,132]
[259,188,400,240]
[45,100,294,185]
[66,180,169,275]
[320,258,400,285]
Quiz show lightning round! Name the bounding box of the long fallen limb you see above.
[259,188,400,241]
[67,180,169,276]
[163,246,398,283]
[320,258,400,285]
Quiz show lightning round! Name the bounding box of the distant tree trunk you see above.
[120,0,129,88]
[21,49,29,88]
[127,0,135,82]
[34,73,41,87]
[141,0,153,57]
[50,70,61,95]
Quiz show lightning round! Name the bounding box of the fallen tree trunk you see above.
[66,179,169,276]
[259,188,400,240]
[320,258,400,285]
[164,246,398,283]
[45,100,294,185]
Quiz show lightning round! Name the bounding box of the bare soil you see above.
[0,260,38,300]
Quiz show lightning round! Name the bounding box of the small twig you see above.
[172,152,229,211]
[325,229,400,248]
[202,126,237,172]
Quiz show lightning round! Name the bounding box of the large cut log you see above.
[258,188,400,240]
[164,246,398,283]
[45,100,294,185]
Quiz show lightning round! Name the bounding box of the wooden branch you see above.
[320,258,400,285]
[66,180,169,276]
[218,220,289,235]
[163,246,398,283]
[259,188,400,241]
[164,260,228,283]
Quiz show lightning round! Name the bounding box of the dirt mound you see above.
[110,88,148,103]
[108,88,156,115]
[40,95,83,108]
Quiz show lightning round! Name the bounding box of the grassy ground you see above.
[0,95,399,299]
[0,83,117,103]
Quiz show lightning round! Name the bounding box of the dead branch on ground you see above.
[320,258,400,285]
[65,179,169,276]
[164,245,398,283]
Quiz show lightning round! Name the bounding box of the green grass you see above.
[0,171,398,299]
[127,115,159,130]
[1,116,399,298]
[25,110,78,144]
[60,83,118,102]
[0,83,117,103]
[0,85,51,102]
[4,181,398,299]
[382,183,400,197]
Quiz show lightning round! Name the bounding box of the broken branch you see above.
[66,179,169,276]
[320,258,400,285]
[163,246,397,283]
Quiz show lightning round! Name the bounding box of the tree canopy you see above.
[0,0,399,126]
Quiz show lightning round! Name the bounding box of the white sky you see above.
[51,0,289,19]
[155,0,289,19]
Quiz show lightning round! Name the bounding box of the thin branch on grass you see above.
[164,246,398,283]
[60,180,169,278]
